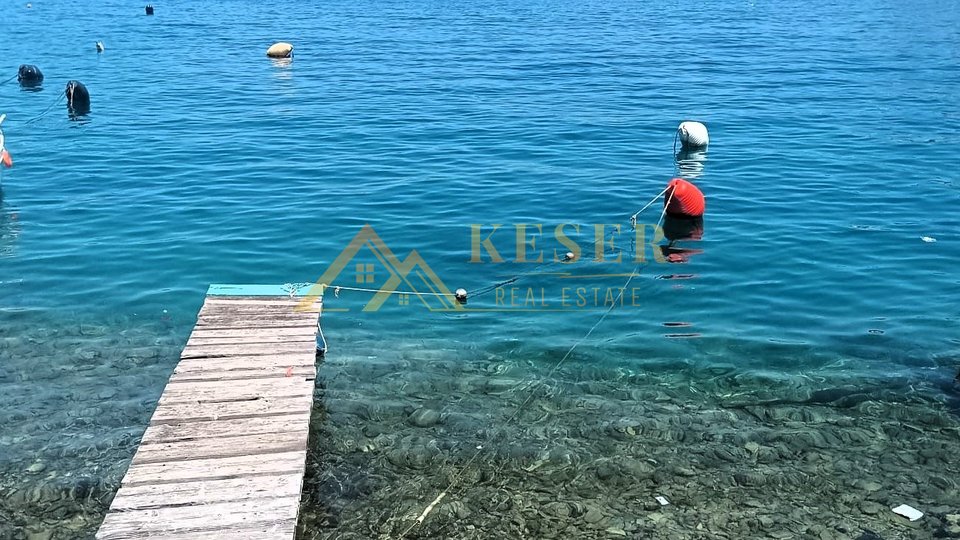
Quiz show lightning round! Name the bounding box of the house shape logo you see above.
[297,225,463,312]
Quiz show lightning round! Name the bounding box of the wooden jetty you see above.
[97,285,323,540]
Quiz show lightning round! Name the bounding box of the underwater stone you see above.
[408,408,440,427]
[583,506,604,524]
[26,462,46,474]
[859,501,883,515]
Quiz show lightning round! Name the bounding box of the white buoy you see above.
[677,121,709,149]
[455,288,468,304]
[96,41,104,53]
[266,42,294,58]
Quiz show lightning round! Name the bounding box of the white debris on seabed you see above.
[891,504,923,521]
[921,236,937,243]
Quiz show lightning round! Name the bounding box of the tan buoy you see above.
[266,42,293,58]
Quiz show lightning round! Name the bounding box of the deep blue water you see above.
[1,0,959,537]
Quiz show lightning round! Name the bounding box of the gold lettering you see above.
[634,223,666,263]
[470,224,505,263]
[516,223,543,263]
[553,223,581,262]
[593,224,622,263]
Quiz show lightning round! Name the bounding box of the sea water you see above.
[0,0,958,538]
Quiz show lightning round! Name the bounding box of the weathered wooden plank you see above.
[99,519,299,540]
[200,299,319,311]
[181,342,318,359]
[121,451,306,487]
[188,327,317,339]
[150,395,314,425]
[108,473,303,511]
[173,354,316,374]
[197,301,318,314]
[97,496,297,537]
[140,413,311,445]
[133,431,308,465]
[169,367,316,383]
[157,378,313,405]
[186,335,316,347]
[195,314,320,327]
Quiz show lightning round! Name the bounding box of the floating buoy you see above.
[65,80,91,115]
[266,42,294,58]
[145,4,154,15]
[664,178,705,218]
[17,64,43,87]
[0,114,11,168]
[96,41,104,53]
[455,288,468,304]
[677,121,709,149]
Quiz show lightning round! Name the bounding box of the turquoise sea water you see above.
[1,0,959,538]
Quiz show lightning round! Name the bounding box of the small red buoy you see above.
[1,149,11,168]
[664,178,705,218]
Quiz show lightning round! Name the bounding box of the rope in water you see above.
[397,189,676,538]
[23,93,66,125]
[308,283,457,299]
[289,186,671,309]
[469,186,673,299]
[0,74,17,87]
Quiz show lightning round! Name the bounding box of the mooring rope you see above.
[0,74,17,87]
[22,93,66,125]
[319,283,457,299]
[468,186,670,300]
[397,188,676,537]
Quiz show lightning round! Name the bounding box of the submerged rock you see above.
[408,407,441,427]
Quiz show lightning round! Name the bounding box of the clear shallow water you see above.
[1,0,959,537]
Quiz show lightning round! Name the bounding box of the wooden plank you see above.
[200,300,319,311]
[140,413,311,445]
[173,354,316,374]
[121,451,307,486]
[169,367,316,383]
[181,342,318,359]
[99,519,299,540]
[157,378,313,405]
[198,300,305,310]
[108,473,303,511]
[194,316,319,328]
[132,431,308,465]
[97,496,298,537]
[188,327,317,339]
[150,395,313,424]
[186,335,316,347]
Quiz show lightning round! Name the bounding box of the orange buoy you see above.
[664,178,705,218]
[1,149,11,168]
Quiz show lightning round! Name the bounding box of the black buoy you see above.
[145,4,154,15]
[17,64,43,87]
[65,80,90,116]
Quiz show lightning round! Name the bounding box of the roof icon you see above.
[297,225,462,312]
